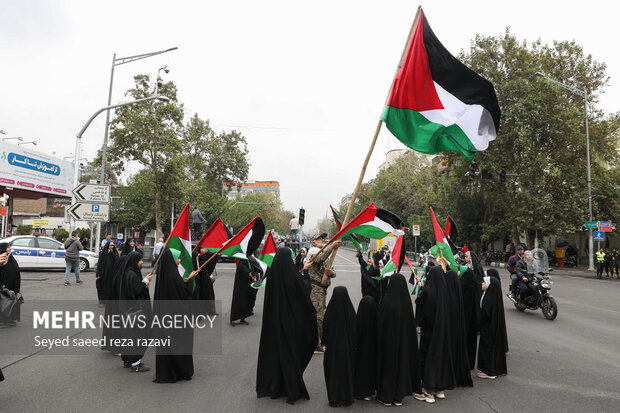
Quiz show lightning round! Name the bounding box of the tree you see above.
[107,74,185,238]
[222,192,294,236]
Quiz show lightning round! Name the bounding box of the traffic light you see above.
[481,169,493,180]
[299,208,305,226]
[499,169,506,182]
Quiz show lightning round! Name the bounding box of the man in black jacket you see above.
[506,245,524,299]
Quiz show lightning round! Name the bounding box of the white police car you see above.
[2,235,99,271]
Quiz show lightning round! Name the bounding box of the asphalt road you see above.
[1,248,619,412]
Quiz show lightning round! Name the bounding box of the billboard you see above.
[0,141,75,196]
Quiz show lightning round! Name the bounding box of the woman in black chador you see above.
[356,251,380,304]
[354,295,378,401]
[192,247,217,315]
[486,268,509,353]
[153,248,197,383]
[96,240,118,305]
[322,286,357,407]
[477,276,508,379]
[113,251,152,372]
[376,274,423,407]
[256,248,317,405]
[459,264,481,369]
[416,266,454,401]
[0,242,21,326]
[230,258,256,326]
[444,270,473,387]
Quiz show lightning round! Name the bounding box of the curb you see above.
[490,262,507,268]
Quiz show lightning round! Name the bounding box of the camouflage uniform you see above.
[307,244,336,347]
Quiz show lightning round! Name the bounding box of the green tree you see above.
[107,74,185,238]
[222,192,294,236]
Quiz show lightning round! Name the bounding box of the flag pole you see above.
[323,5,423,272]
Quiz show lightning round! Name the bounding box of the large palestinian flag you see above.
[429,206,457,268]
[195,218,232,253]
[444,214,460,255]
[164,203,193,279]
[331,203,404,243]
[381,9,501,163]
[379,233,406,279]
[219,217,265,260]
[330,205,363,252]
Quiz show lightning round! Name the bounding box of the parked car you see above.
[1,235,99,271]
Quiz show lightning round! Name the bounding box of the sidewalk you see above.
[487,262,618,280]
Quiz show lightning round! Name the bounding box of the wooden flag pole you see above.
[323,5,423,272]
[439,249,447,272]
[196,246,224,272]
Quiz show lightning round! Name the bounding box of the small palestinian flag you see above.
[381,9,500,163]
[429,206,457,268]
[219,217,265,260]
[444,215,460,255]
[195,218,232,253]
[250,255,268,289]
[330,205,363,252]
[258,230,277,268]
[379,232,406,279]
[164,203,193,279]
[331,202,404,243]
[457,265,469,279]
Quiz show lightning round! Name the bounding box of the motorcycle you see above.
[508,248,558,320]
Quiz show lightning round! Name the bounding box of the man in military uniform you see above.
[305,232,341,353]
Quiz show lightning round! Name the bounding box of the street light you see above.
[96,47,177,253]
[536,71,595,272]
[2,136,23,142]
[17,140,37,146]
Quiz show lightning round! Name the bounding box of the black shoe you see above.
[239,319,249,325]
[76,280,83,284]
[64,282,70,286]
[130,363,150,373]
[123,361,132,368]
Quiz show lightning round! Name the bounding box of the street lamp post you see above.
[2,136,23,143]
[17,141,37,146]
[96,47,177,253]
[536,72,595,272]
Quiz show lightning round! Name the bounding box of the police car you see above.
[2,235,99,271]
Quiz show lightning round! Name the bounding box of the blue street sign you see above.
[598,221,610,227]
[593,231,605,241]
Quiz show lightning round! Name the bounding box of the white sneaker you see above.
[476,371,497,379]
[436,392,446,399]
[393,401,403,406]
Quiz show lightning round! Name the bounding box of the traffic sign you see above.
[68,203,110,222]
[412,224,420,236]
[599,221,611,227]
[600,226,613,232]
[72,184,111,203]
[584,221,598,229]
[593,231,605,241]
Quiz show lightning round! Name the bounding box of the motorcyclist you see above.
[515,250,534,304]
[507,245,524,300]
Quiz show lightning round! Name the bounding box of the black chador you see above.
[230,259,255,325]
[416,266,455,393]
[459,265,481,369]
[486,269,508,353]
[444,270,473,387]
[323,286,357,407]
[477,276,508,377]
[356,251,380,303]
[152,248,194,383]
[192,249,217,315]
[376,274,422,405]
[354,295,378,400]
[0,243,21,323]
[97,241,118,304]
[113,251,151,370]
[256,248,317,405]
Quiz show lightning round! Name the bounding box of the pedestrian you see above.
[354,296,378,401]
[152,237,164,266]
[113,251,152,372]
[322,286,357,407]
[305,233,341,353]
[612,248,620,278]
[445,270,473,387]
[230,258,256,326]
[356,250,380,304]
[377,273,424,406]
[294,247,307,271]
[604,248,613,278]
[100,233,112,249]
[192,247,217,315]
[465,250,485,281]
[96,240,118,305]
[416,266,454,402]
[0,243,21,326]
[63,231,82,286]
[458,263,481,368]
[477,276,508,379]
[256,248,317,404]
[152,248,198,383]
[191,206,205,236]
[595,248,606,279]
[485,269,509,353]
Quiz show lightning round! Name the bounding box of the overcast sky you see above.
[1,0,617,232]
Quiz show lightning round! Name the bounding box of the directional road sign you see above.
[584,221,599,229]
[72,184,111,203]
[593,231,605,241]
[68,203,110,222]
